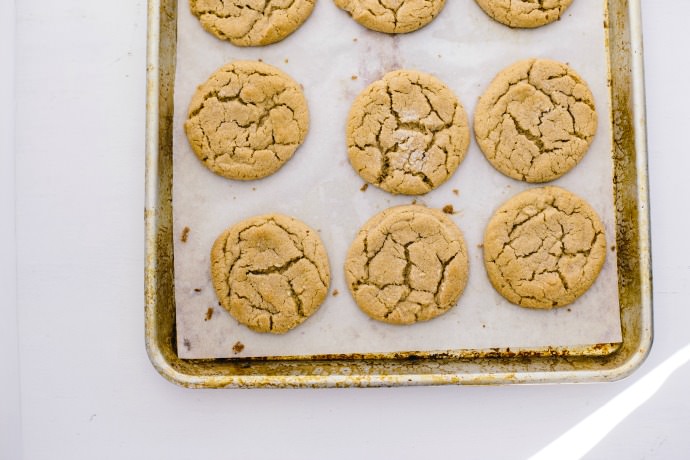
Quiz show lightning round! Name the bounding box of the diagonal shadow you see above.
[529,344,690,460]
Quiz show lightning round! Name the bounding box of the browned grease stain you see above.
[181,226,190,242]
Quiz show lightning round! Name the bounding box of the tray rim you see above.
[144,0,653,388]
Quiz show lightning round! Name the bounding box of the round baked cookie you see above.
[475,0,574,28]
[346,70,469,195]
[189,0,316,46]
[184,61,309,180]
[483,186,606,309]
[334,0,446,34]
[345,205,469,325]
[474,58,597,183]
[211,214,330,334]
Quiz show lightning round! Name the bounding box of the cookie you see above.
[184,61,309,180]
[474,58,597,183]
[334,0,446,34]
[211,214,330,334]
[189,0,315,46]
[346,70,469,195]
[345,205,469,325]
[475,0,573,28]
[483,186,606,308]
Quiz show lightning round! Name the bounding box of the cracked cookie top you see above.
[475,0,574,28]
[184,61,309,180]
[211,214,330,334]
[474,58,597,183]
[189,0,316,46]
[483,186,606,308]
[346,70,469,195]
[334,0,446,34]
[345,205,468,325]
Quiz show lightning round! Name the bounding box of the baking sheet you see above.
[172,0,622,359]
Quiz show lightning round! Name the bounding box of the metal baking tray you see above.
[145,0,651,388]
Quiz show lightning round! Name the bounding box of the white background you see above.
[1,0,689,459]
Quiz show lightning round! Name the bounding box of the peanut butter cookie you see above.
[474,58,597,183]
[334,0,446,34]
[346,70,469,195]
[483,186,606,308]
[475,0,573,28]
[211,214,330,333]
[345,205,469,325]
[184,61,309,180]
[189,0,316,46]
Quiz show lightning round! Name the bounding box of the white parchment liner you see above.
[173,0,622,358]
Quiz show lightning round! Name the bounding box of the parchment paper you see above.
[173,0,622,358]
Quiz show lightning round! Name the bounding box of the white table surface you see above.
[1,1,689,459]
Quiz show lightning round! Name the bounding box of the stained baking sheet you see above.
[172,0,621,359]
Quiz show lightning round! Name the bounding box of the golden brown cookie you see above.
[346,70,469,195]
[474,58,597,183]
[334,0,446,34]
[345,205,469,324]
[475,0,573,28]
[211,214,330,334]
[189,0,316,46]
[483,186,606,308]
[184,61,309,181]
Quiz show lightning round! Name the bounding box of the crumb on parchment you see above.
[233,341,245,354]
